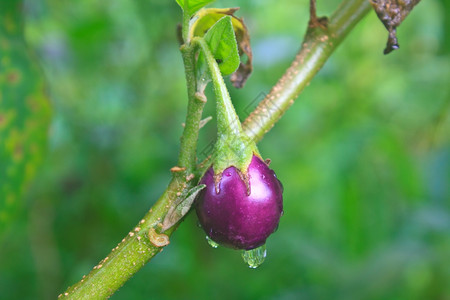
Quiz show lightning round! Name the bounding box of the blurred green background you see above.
[1,0,449,299]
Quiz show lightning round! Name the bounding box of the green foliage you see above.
[0,0,448,299]
[0,0,51,231]
[176,0,215,15]
[202,16,240,76]
[190,8,253,87]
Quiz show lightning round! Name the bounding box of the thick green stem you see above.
[242,0,371,143]
[60,37,204,300]
[181,2,190,43]
[59,178,186,299]
[61,0,371,298]
[177,44,206,173]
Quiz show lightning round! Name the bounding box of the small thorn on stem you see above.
[197,155,212,170]
[309,0,328,29]
[170,166,186,172]
[185,173,195,182]
[199,116,213,129]
[195,92,207,103]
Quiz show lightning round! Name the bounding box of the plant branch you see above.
[60,43,205,300]
[177,44,206,173]
[60,0,372,298]
[242,0,371,143]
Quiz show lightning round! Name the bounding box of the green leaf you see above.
[161,184,206,231]
[175,0,215,15]
[203,16,240,76]
[0,2,51,232]
[190,8,253,88]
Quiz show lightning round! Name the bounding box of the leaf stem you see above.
[194,37,256,174]
[195,38,242,138]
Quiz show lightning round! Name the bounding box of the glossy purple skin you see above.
[196,155,283,250]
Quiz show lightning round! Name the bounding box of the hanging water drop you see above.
[242,244,267,268]
[206,236,219,248]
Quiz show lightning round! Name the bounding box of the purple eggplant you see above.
[196,155,283,250]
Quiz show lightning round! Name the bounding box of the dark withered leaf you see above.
[230,15,253,89]
[371,0,421,54]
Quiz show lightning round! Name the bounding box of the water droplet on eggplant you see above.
[206,236,219,248]
[242,244,267,268]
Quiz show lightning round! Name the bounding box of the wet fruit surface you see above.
[196,155,283,250]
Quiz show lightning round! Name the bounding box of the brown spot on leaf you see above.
[7,69,21,84]
[4,15,17,34]
[26,96,39,112]
[12,143,23,162]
